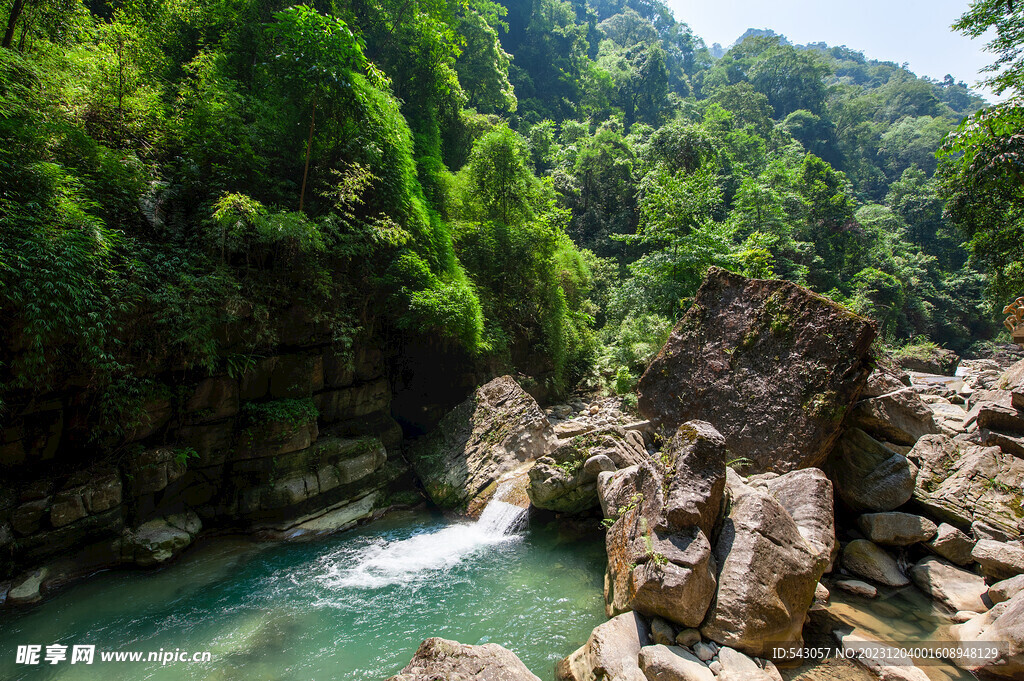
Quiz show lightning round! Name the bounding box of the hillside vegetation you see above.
[0,0,1016,422]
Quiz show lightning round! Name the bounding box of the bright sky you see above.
[666,0,1002,102]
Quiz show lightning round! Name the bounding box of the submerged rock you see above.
[388,637,540,681]
[406,376,557,511]
[833,579,877,598]
[637,268,875,474]
[834,630,931,681]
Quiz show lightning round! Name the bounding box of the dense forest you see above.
[1,0,1021,428]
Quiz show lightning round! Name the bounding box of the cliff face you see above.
[0,305,421,598]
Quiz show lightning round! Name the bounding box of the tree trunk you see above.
[2,0,26,49]
[299,97,317,213]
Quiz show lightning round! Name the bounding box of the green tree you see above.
[265,5,386,212]
[939,98,1024,303]
[749,44,828,117]
[461,124,537,224]
[455,9,517,114]
[796,154,863,292]
[954,0,1024,96]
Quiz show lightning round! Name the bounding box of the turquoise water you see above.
[0,509,608,681]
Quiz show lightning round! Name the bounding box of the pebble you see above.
[694,641,716,662]
[675,628,701,648]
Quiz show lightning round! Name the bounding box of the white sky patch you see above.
[666,0,1005,103]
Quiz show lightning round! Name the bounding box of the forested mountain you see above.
[0,0,1011,417]
[492,0,995,387]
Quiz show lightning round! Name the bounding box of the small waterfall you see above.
[318,469,531,590]
[475,474,531,536]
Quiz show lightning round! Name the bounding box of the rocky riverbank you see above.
[390,269,1024,681]
[4,267,1023,681]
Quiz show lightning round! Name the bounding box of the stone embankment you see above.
[1,309,412,606]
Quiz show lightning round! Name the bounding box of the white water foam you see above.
[318,483,529,590]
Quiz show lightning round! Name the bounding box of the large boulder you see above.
[407,377,557,510]
[863,368,911,398]
[602,422,724,625]
[629,529,718,628]
[663,422,729,537]
[928,401,969,437]
[971,396,1024,434]
[989,574,1024,604]
[908,435,1024,540]
[388,638,540,681]
[972,540,1024,581]
[953,590,1024,679]
[528,428,646,514]
[966,366,1024,457]
[856,512,937,547]
[848,389,939,446]
[1002,359,1024,412]
[700,479,828,657]
[557,611,649,681]
[598,465,642,521]
[825,428,917,512]
[637,268,875,474]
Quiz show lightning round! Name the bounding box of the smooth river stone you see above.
[841,539,909,586]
